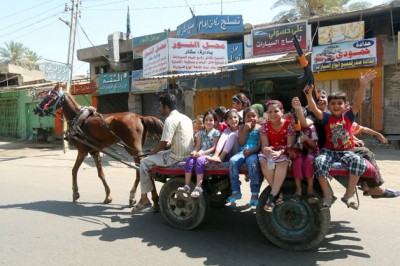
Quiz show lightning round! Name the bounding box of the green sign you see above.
[98,72,130,95]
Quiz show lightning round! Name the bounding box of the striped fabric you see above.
[161,110,194,161]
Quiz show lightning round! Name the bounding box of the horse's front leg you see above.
[72,152,87,202]
[91,151,112,204]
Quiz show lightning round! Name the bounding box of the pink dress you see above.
[292,125,318,180]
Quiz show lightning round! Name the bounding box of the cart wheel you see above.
[256,181,331,251]
[159,178,209,230]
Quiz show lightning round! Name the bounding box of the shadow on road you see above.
[0,200,370,265]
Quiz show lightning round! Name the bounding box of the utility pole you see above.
[63,0,79,153]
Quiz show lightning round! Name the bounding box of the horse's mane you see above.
[65,93,82,111]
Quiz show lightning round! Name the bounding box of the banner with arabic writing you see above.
[176,15,243,38]
[168,38,227,73]
[42,62,70,82]
[132,32,167,59]
[131,70,168,93]
[98,72,130,95]
[142,38,228,77]
[311,38,377,72]
[71,82,95,95]
[142,39,169,77]
[252,21,307,57]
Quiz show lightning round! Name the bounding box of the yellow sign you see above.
[318,21,364,45]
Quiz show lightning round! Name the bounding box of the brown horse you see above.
[33,88,163,209]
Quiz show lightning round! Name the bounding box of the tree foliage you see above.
[271,0,372,21]
[0,41,42,70]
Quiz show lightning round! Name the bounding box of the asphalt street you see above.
[1,138,399,266]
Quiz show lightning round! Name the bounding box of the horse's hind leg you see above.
[129,172,140,206]
[72,151,87,202]
[91,151,112,204]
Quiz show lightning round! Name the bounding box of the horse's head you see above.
[33,88,64,117]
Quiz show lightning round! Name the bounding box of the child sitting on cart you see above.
[259,100,296,212]
[304,69,377,210]
[178,110,220,198]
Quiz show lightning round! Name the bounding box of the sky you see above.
[0,0,389,76]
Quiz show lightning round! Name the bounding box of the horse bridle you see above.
[34,89,65,117]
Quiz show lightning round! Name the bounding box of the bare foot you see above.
[206,156,222,163]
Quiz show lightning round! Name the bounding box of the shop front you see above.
[312,37,382,130]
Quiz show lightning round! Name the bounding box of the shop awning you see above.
[138,69,236,81]
[221,53,298,67]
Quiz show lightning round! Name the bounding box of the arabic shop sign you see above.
[98,72,130,95]
[244,34,253,59]
[142,39,169,77]
[252,21,307,57]
[71,82,95,95]
[318,21,364,45]
[142,38,228,77]
[131,70,168,93]
[132,32,167,59]
[176,15,243,38]
[311,38,377,72]
[42,62,70,82]
[228,42,243,70]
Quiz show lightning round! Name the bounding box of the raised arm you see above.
[304,85,323,120]
[352,69,377,115]
[291,97,314,127]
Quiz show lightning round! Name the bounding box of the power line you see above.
[82,0,251,11]
[77,21,116,63]
[0,0,58,22]
[83,0,130,9]
[7,20,58,43]
[0,11,64,39]
[0,5,65,33]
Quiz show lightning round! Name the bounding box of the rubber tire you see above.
[256,181,331,251]
[159,178,209,230]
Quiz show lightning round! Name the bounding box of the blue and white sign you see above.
[177,15,243,38]
[98,72,130,95]
[228,42,243,70]
[312,38,377,72]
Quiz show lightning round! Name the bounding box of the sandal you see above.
[249,192,259,206]
[177,185,191,193]
[263,194,275,212]
[227,191,242,203]
[321,197,332,209]
[190,186,203,198]
[275,191,284,205]
[307,193,319,204]
[341,194,359,210]
[291,193,301,202]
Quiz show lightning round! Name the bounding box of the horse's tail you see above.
[140,116,164,146]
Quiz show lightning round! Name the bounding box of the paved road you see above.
[0,138,399,266]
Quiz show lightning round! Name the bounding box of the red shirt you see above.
[260,119,295,150]
[322,110,355,150]
[216,121,228,133]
